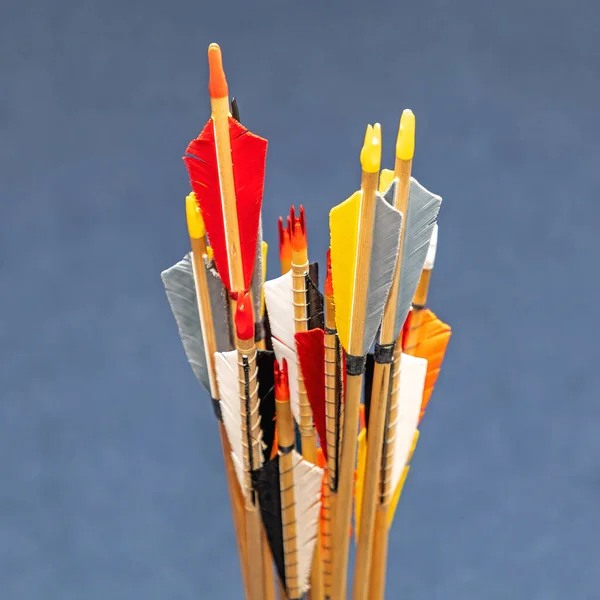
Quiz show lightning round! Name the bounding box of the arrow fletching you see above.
[162,254,232,394]
[403,308,452,420]
[295,328,327,457]
[184,117,267,293]
[382,176,441,339]
[330,190,403,354]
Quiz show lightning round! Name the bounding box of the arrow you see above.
[220,291,267,600]
[329,124,403,600]
[368,214,449,600]
[161,194,248,596]
[264,205,325,599]
[253,359,324,600]
[183,44,267,295]
[353,110,441,599]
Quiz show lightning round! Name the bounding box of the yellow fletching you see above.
[355,428,368,539]
[206,246,214,262]
[387,429,420,527]
[360,123,382,173]
[329,190,361,352]
[186,192,205,239]
[396,109,415,161]
[261,241,268,316]
[388,466,410,527]
[378,168,395,193]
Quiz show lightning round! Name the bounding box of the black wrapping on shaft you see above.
[374,341,396,364]
[211,397,223,422]
[346,353,367,376]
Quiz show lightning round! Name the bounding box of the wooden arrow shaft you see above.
[189,236,252,597]
[353,158,411,600]
[237,337,266,600]
[331,169,379,600]
[210,95,245,292]
[276,396,300,599]
[291,251,323,600]
[366,341,403,600]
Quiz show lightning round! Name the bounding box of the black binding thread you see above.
[211,397,223,422]
[254,321,264,343]
[346,354,367,376]
[278,443,294,455]
[374,341,396,364]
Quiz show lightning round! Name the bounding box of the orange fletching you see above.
[404,309,451,421]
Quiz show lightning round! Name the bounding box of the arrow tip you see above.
[274,358,290,401]
[234,291,254,340]
[185,192,205,239]
[396,109,416,160]
[360,123,382,173]
[208,43,228,99]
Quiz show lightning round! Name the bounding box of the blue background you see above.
[2,1,598,598]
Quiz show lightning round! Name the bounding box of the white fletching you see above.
[390,353,428,493]
[214,350,245,488]
[264,272,301,423]
[423,223,438,271]
[264,271,296,350]
[292,450,324,595]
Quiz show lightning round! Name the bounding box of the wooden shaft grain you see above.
[367,342,403,600]
[352,158,412,600]
[352,361,391,599]
[331,169,379,600]
[189,235,251,597]
[368,506,390,600]
[321,472,333,599]
[190,239,219,398]
[263,532,276,600]
[237,336,266,600]
[323,295,337,599]
[276,394,301,599]
[291,253,323,600]
[218,422,250,598]
[291,254,315,444]
[210,95,245,292]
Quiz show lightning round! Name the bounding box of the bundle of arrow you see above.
[162,43,451,600]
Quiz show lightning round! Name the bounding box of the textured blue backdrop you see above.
[2,1,599,598]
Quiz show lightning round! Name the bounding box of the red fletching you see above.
[295,328,327,458]
[234,291,254,340]
[325,248,333,297]
[274,358,290,401]
[183,117,267,292]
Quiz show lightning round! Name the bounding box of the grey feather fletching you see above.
[161,255,210,392]
[363,193,403,355]
[250,218,264,328]
[161,253,233,395]
[384,177,442,339]
[205,258,233,352]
